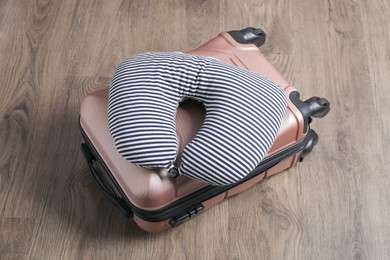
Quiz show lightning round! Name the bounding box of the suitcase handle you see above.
[81,143,133,218]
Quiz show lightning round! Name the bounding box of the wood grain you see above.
[0,0,389,259]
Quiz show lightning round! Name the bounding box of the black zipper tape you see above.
[79,118,317,223]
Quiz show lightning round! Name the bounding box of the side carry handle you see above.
[81,143,133,218]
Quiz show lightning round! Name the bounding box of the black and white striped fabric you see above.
[108,52,287,186]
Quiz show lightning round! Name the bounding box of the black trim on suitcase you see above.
[80,120,319,224]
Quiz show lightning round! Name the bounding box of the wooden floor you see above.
[1,0,389,259]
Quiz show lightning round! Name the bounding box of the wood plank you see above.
[0,0,389,259]
[0,218,35,259]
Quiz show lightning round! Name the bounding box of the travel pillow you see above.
[107,52,287,186]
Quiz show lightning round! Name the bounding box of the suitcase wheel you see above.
[228,27,266,47]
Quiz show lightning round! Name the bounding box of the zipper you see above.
[79,118,317,222]
[129,129,318,222]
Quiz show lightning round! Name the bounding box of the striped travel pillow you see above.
[107,52,287,186]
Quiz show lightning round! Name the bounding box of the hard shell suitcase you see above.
[79,27,330,232]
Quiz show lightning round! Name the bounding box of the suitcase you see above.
[79,27,330,232]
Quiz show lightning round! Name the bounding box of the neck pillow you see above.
[108,52,287,186]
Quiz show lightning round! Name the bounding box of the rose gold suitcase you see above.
[79,28,330,232]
